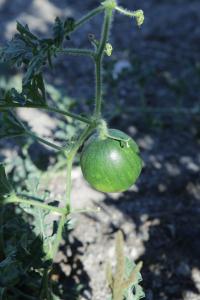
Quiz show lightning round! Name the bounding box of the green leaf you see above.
[23,55,44,86]
[64,17,75,36]
[0,255,22,287]
[0,165,12,198]
[0,111,26,140]
[20,204,57,259]
[0,38,33,67]
[0,88,26,108]
[16,22,38,42]
[23,73,46,105]
[19,179,57,259]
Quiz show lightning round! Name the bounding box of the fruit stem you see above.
[97,119,109,139]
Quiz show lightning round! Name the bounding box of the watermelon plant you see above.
[0,0,145,299]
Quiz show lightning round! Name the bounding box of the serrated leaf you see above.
[0,79,46,109]
[21,204,57,259]
[23,73,46,105]
[0,88,26,108]
[16,22,38,41]
[0,38,33,67]
[23,55,44,86]
[19,179,56,259]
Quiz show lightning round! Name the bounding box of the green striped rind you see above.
[80,129,142,193]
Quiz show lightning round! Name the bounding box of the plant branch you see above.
[74,6,105,31]
[58,48,95,58]
[94,8,113,119]
[0,105,91,124]
[4,194,66,215]
[26,130,64,151]
[51,124,94,260]
[51,157,73,260]
[97,9,113,57]
[9,110,64,151]
[46,106,91,123]
[65,157,73,212]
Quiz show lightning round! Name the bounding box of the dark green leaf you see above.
[0,164,13,198]
[0,22,38,66]
[23,73,46,105]
[0,111,26,140]
[0,78,46,109]
[0,88,26,108]
[16,22,38,42]
[64,17,75,36]
[53,17,65,47]
[0,255,22,287]
[0,38,33,67]
[23,54,44,86]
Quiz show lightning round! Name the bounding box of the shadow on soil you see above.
[103,122,200,300]
[0,204,91,300]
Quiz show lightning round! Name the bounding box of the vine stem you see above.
[4,194,66,215]
[27,131,63,151]
[50,158,72,260]
[9,110,64,151]
[74,6,105,31]
[0,105,91,124]
[50,7,114,261]
[94,8,113,119]
[51,124,94,260]
[58,48,95,58]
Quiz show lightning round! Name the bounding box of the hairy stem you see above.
[5,194,66,215]
[65,157,73,213]
[9,110,64,151]
[0,105,91,124]
[58,48,95,58]
[94,57,102,120]
[27,131,63,151]
[94,8,113,119]
[51,157,73,259]
[74,6,105,31]
[51,6,114,261]
[51,124,94,260]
